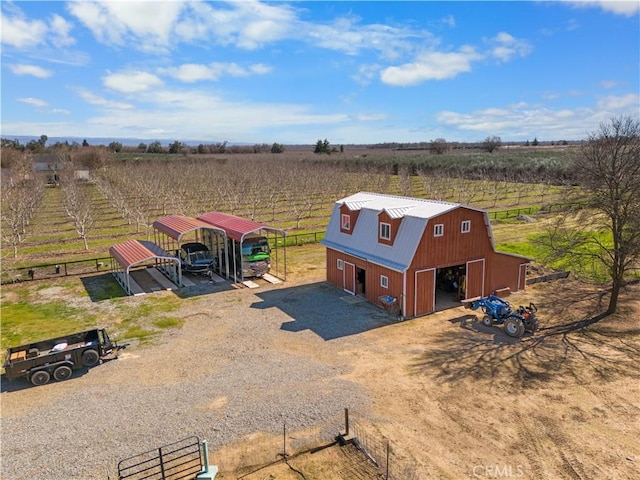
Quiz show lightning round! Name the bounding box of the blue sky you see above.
[1,1,639,145]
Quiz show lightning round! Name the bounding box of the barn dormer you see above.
[377,208,406,246]
[339,203,361,235]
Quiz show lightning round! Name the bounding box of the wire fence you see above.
[0,202,587,285]
[350,420,421,480]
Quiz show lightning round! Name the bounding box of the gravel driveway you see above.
[1,279,397,479]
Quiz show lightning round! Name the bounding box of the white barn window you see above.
[380,275,389,288]
[380,222,391,240]
[434,224,444,237]
[341,214,351,230]
[461,220,471,233]
[337,259,344,270]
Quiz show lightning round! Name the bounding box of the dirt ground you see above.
[2,262,639,479]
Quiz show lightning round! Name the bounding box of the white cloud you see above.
[51,108,71,115]
[435,94,639,140]
[67,1,184,52]
[597,93,640,110]
[103,71,163,94]
[600,80,619,89]
[0,6,76,50]
[159,62,271,83]
[49,14,75,47]
[441,15,456,28]
[1,12,48,48]
[381,47,482,86]
[18,97,48,108]
[485,32,533,62]
[7,64,53,78]
[352,64,382,86]
[568,1,640,16]
[76,88,134,110]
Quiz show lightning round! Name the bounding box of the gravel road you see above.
[1,279,396,479]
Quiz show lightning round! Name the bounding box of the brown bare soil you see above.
[2,261,638,479]
[221,275,640,479]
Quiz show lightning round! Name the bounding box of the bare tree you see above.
[542,116,640,315]
[430,138,449,155]
[61,175,94,250]
[482,136,502,153]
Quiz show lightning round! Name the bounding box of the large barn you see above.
[321,192,530,318]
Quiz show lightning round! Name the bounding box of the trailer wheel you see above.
[30,370,50,386]
[504,317,525,338]
[81,349,100,367]
[482,315,493,327]
[53,365,73,381]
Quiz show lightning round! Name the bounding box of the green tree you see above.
[168,140,186,154]
[82,139,89,147]
[532,137,539,146]
[147,141,163,153]
[108,141,123,153]
[138,142,147,152]
[271,142,285,154]
[542,116,640,315]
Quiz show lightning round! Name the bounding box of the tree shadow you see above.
[411,284,640,390]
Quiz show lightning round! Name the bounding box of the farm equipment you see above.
[465,295,539,338]
[3,328,128,387]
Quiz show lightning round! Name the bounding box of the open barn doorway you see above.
[435,264,466,311]
[356,267,366,296]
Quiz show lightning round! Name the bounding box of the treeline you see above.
[302,149,576,184]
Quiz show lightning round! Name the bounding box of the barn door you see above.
[518,263,528,291]
[466,259,485,299]
[415,268,436,316]
[343,262,356,295]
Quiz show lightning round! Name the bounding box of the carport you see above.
[152,214,228,279]
[197,211,286,283]
[109,240,181,295]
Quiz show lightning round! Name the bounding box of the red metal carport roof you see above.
[110,240,176,270]
[153,214,226,242]
[197,212,284,242]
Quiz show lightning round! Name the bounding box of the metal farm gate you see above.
[118,436,203,480]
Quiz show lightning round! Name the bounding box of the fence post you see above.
[158,447,166,480]
[282,421,287,458]
[386,441,390,480]
[345,408,349,436]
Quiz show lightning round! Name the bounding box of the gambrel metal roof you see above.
[322,192,494,272]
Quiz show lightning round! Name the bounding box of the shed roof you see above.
[110,240,176,270]
[153,215,226,242]
[198,211,285,242]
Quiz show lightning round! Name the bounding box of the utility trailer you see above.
[3,328,127,386]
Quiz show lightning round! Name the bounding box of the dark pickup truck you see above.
[3,328,127,386]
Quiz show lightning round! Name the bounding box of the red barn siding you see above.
[487,252,528,293]
[326,199,529,320]
[412,208,493,269]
